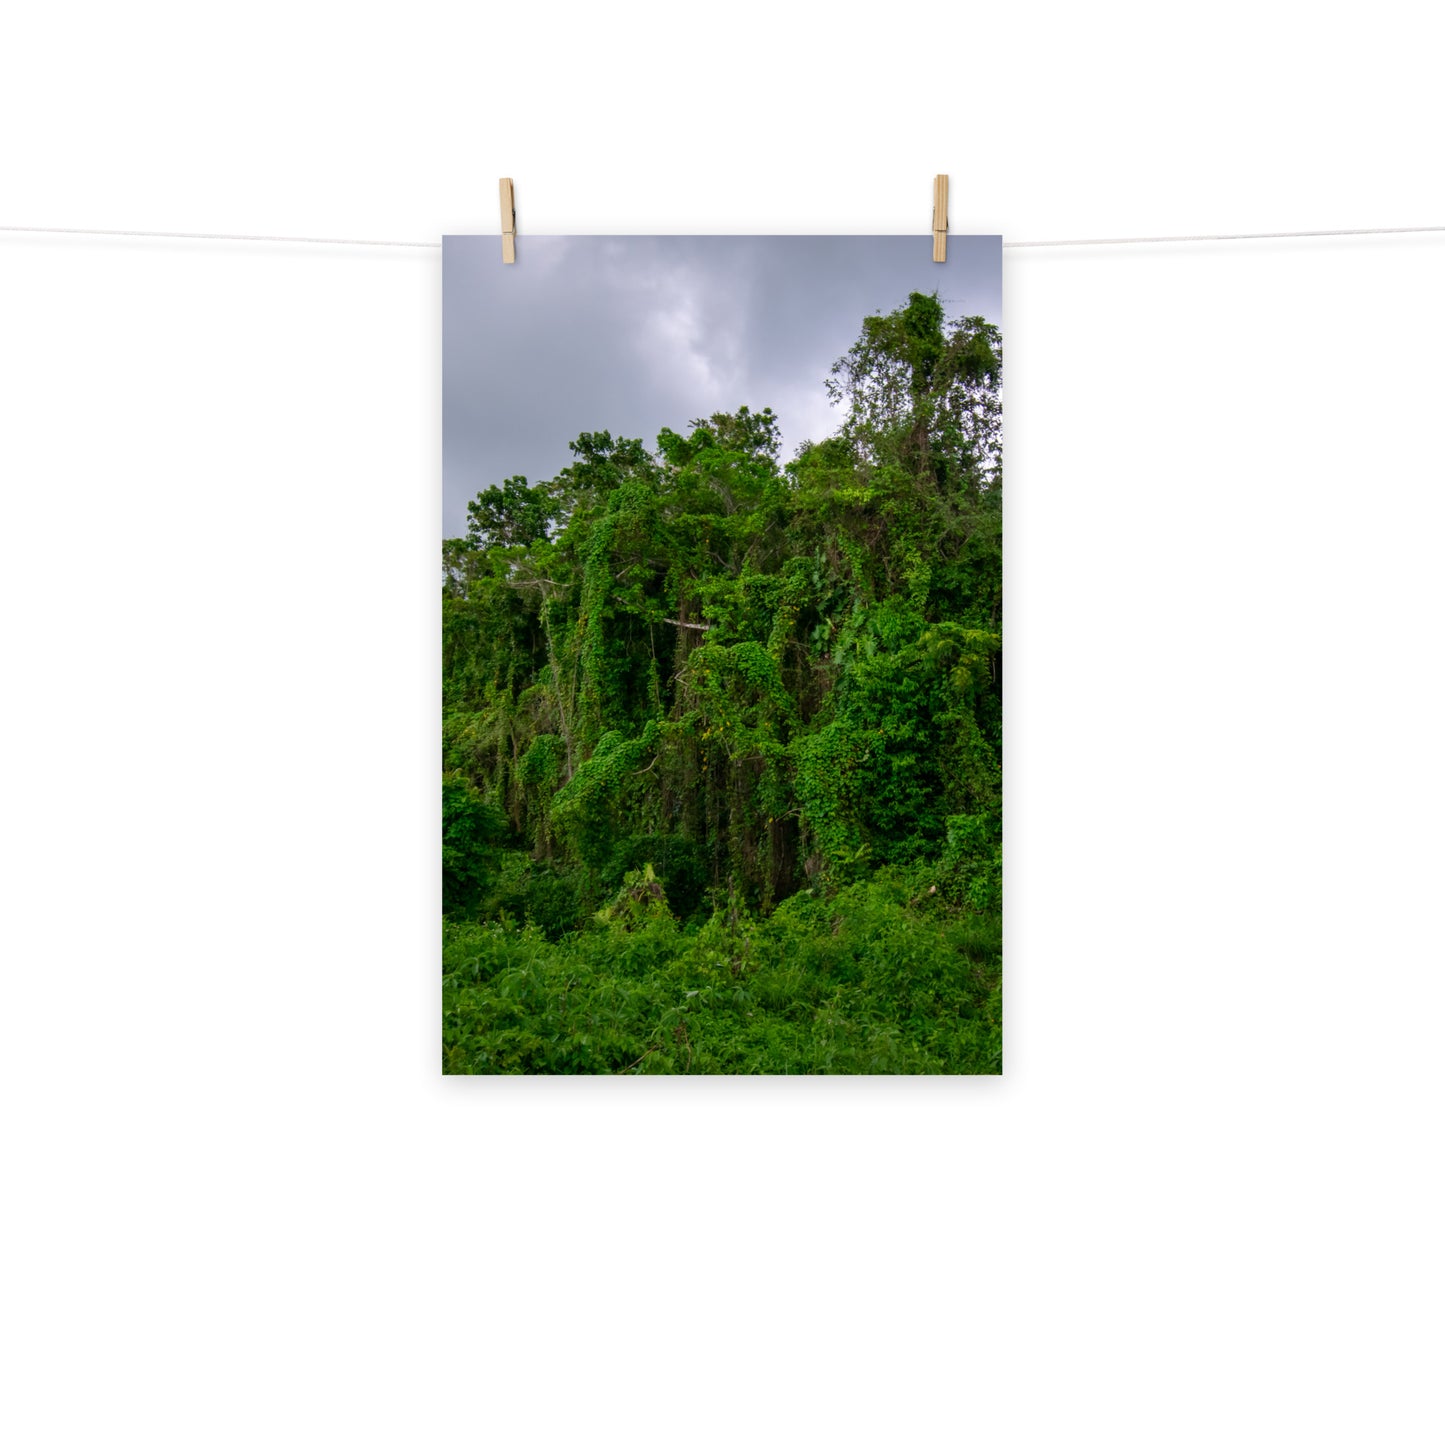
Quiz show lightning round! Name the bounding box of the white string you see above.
[0,225,437,249]
[3,223,1444,251]
[1005,225,1445,248]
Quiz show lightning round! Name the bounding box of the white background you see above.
[3,4,1442,1441]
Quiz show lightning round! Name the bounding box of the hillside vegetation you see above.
[443,291,1002,1073]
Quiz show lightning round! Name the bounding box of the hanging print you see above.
[442,235,1002,1073]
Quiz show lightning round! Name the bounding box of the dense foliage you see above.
[443,292,1002,1073]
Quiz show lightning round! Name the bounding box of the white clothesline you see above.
[3,223,1444,251]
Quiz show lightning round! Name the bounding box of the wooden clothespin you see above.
[932,175,948,263]
[499,178,516,264]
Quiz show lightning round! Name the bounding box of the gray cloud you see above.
[443,235,1002,538]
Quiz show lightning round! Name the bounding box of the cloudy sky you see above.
[443,235,1002,539]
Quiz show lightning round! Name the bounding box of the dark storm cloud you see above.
[442,234,1002,538]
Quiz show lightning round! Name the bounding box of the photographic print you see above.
[443,235,1002,1073]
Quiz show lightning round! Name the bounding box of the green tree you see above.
[466,474,556,550]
